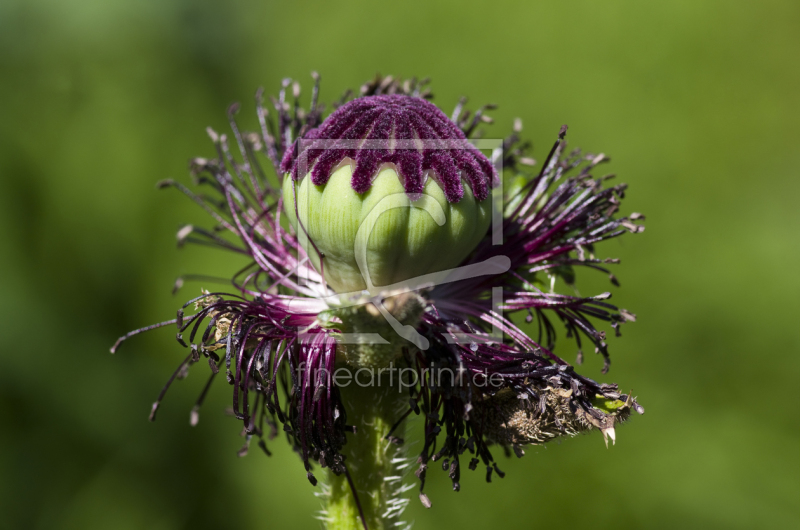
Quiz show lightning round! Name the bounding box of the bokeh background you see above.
[1,1,798,529]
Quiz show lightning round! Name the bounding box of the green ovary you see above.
[282,163,491,294]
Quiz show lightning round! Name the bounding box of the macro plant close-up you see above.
[112,75,645,529]
[1,2,798,530]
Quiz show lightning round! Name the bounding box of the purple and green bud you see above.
[114,74,646,530]
[281,95,496,294]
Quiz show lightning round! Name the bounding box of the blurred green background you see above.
[1,0,798,529]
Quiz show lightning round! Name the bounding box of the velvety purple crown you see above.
[280,95,498,202]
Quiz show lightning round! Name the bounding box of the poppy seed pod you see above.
[114,74,647,530]
[280,95,496,294]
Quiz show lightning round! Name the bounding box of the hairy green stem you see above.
[326,374,407,530]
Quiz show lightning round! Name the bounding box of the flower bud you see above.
[281,95,496,294]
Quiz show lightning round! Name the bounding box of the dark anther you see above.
[208,357,220,374]
[258,439,272,456]
[493,464,505,478]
